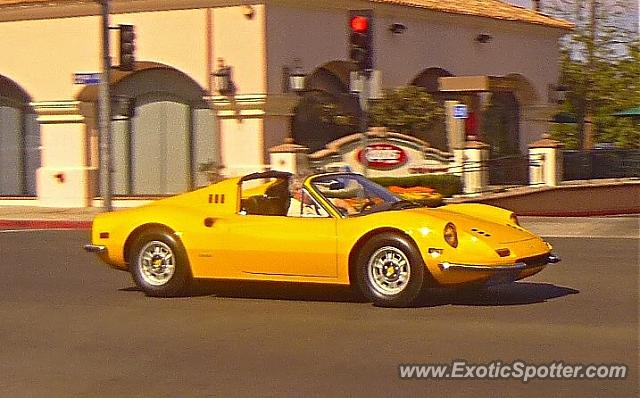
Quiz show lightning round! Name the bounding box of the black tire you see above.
[128,230,192,297]
[355,233,425,307]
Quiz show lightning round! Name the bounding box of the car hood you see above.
[401,207,536,245]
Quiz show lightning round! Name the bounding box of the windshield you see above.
[311,174,417,217]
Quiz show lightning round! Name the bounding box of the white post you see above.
[269,138,310,175]
[463,135,490,194]
[529,134,563,187]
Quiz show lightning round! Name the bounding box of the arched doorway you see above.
[79,63,217,196]
[292,61,361,152]
[483,91,521,156]
[410,67,454,151]
[0,75,39,196]
[411,67,453,93]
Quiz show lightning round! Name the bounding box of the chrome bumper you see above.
[438,252,561,272]
[83,244,106,253]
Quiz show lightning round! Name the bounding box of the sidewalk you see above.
[0,205,637,238]
[0,206,102,229]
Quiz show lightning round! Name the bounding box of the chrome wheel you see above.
[367,246,411,295]
[138,240,176,286]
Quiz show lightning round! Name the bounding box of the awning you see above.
[613,106,640,117]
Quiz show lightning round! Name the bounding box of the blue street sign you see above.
[453,104,468,119]
[73,73,102,85]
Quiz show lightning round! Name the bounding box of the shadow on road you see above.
[119,281,579,307]
[415,282,580,308]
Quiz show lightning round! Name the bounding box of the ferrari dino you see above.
[84,171,560,307]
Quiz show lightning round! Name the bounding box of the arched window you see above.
[292,61,360,152]
[79,63,217,196]
[0,76,39,196]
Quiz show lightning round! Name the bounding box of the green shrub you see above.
[370,174,463,198]
[399,193,444,208]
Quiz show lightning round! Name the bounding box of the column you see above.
[529,133,563,187]
[463,135,490,194]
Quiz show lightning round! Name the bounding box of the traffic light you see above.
[119,24,135,71]
[348,10,374,73]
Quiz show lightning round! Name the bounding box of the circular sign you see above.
[357,143,408,170]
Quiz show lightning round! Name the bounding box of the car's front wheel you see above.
[355,233,425,307]
[128,231,191,297]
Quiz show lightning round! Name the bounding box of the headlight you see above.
[444,222,458,248]
[509,213,520,226]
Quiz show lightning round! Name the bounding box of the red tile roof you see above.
[0,0,572,30]
[372,0,572,29]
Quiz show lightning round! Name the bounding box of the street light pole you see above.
[98,0,113,211]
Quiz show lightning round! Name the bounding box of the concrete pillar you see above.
[529,133,563,187]
[34,101,97,207]
[583,114,594,150]
[452,149,465,177]
[269,137,310,175]
[463,135,490,194]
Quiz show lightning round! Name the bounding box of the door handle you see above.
[204,217,216,227]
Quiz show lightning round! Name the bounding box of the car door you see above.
[221,214,337,277]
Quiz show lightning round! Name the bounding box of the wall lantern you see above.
[289,65,306,94]
[548,84,569,105]
[213,58,235,96]
[389,22,407,34]
[475,33,493,44]
[242,5,255,19]
[284,59,306,94]
[111,95,135,120]
[554,84,569,104]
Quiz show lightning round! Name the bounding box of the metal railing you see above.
[486,154,531,186]
[563,149,640,180]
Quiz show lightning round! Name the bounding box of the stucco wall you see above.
[266,4,346,94]
[266,3,562,98]
[213,5,266,95]
[0,16,100,101]
[0,8,209,102]
[265,2,564,156]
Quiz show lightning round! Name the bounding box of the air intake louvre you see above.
[470,228,491,237]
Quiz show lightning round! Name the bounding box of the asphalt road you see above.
[0,229,637,398]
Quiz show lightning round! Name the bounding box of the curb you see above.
[516,208,640,217]
[0,220,92,230]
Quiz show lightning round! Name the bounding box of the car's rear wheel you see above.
[355,233,425,307]
[129,231,191,297]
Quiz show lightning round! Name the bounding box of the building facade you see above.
[0,0,571,206]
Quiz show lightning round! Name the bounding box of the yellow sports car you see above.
[84,171,560,307]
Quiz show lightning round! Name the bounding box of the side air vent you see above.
[470,228,492,238]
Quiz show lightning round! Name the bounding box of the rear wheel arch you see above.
[126,225,192,297]
[123,223,176,265]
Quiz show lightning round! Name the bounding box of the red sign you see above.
[357,143,408,170]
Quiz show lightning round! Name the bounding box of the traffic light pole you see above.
[359,72,370,177]
[99,0,113,211]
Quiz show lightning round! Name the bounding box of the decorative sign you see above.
[453,104,468,119]
[357,143,408,170]
[73,73,102,85]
